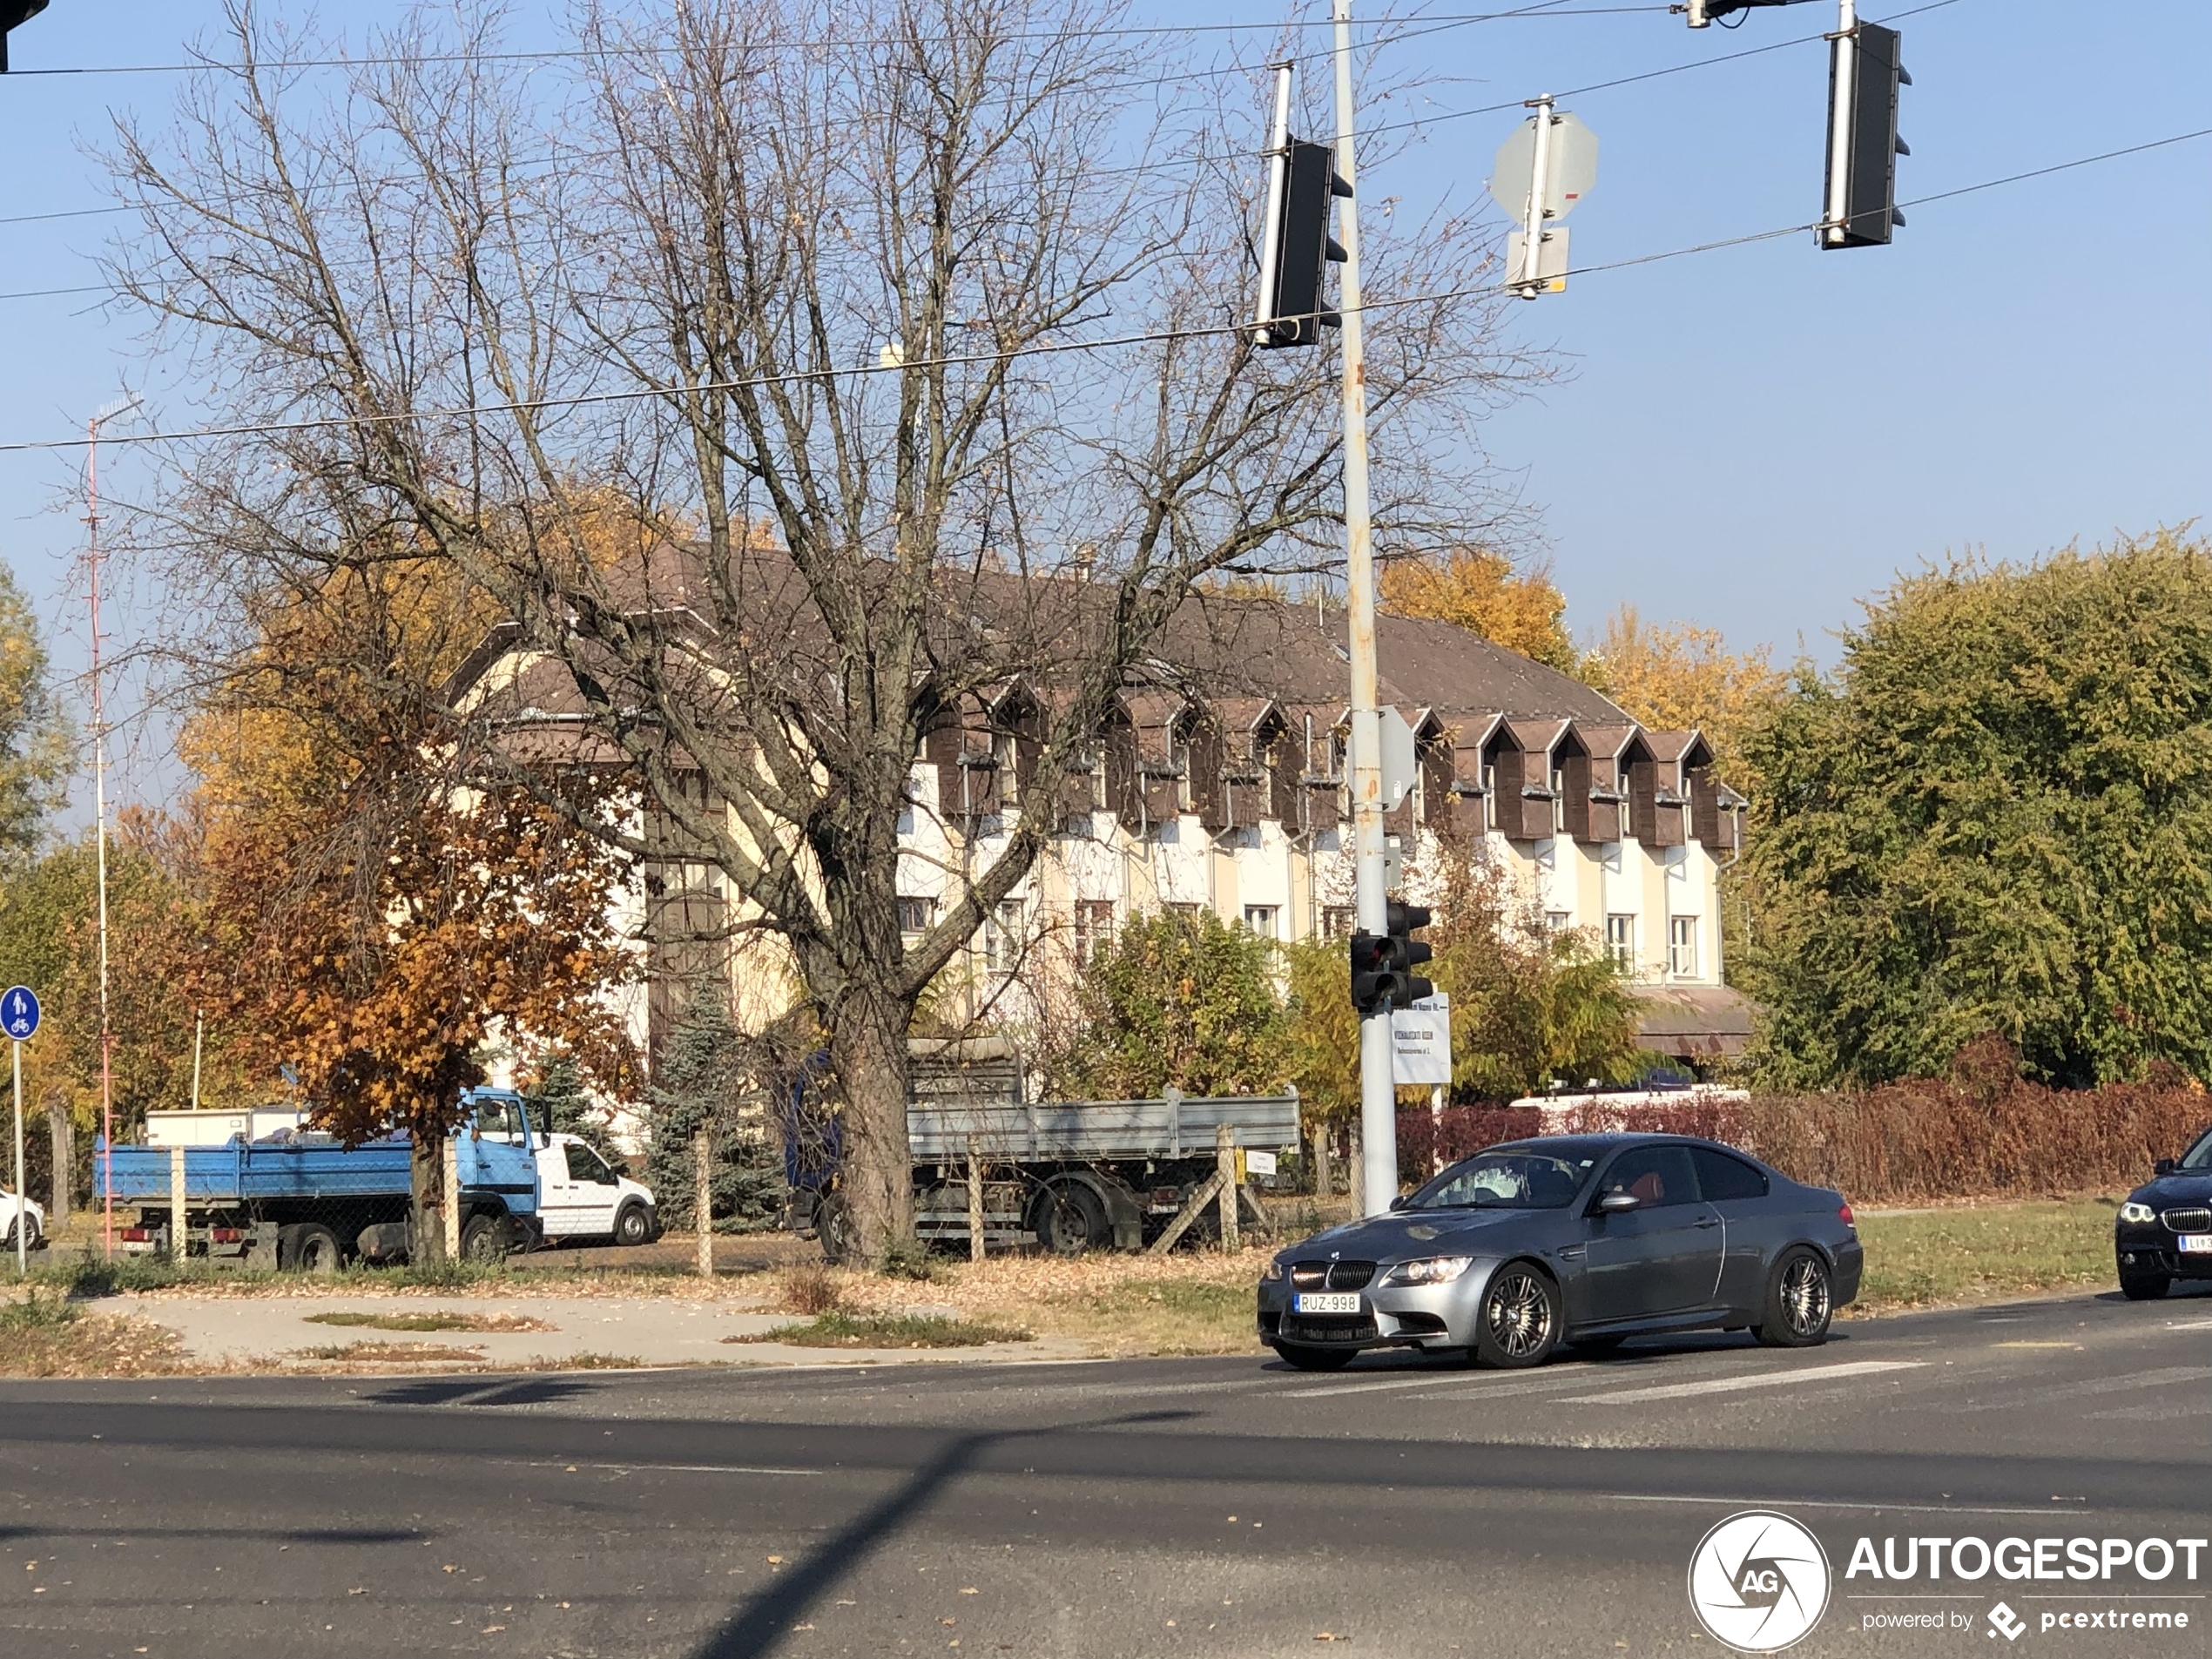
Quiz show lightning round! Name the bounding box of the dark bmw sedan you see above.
[2114,1121,2212,1299]
[1256,1133,1863,1372]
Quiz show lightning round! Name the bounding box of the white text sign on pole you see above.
[1390,991,1452,1087]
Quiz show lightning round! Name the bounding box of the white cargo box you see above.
[144,1107,307,1148]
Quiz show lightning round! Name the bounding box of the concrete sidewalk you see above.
[118,1291,1087,1371]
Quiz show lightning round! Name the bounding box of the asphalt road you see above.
[3,1286,2207,1659]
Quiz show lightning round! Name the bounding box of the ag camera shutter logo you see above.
[1687,1510,1832,1652]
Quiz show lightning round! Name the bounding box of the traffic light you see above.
[0,1,47,73]
[1349,901,1433,1015]
[1252,65,1350,349]
[1821,19,1909,247]
[1683,0,1789,26]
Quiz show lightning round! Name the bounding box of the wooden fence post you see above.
[1215,1123,1239,1253]
[966,1136,986,1264]
[169,1143,186,1264]
[1312,1123,1332,1202]
[694,1127,714,1278]
[1347,1125,1365,1215]
[441,1136,461,1261]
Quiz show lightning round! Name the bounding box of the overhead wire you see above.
[0,120,2199,459]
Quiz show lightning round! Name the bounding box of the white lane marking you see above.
[1939,1365,2212,1412]
[2163,1318,2212,1331]
[511,1460,822,1476]
[1610,1494,2084,1517]
[1275,1371,1517,1399]
[1561,1359,1927,1404]
[1419,1372,1667,1403]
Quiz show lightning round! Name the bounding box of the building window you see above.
[896,896,936,936]
[982,900,1024,972]
[1669,915,1699,979]
[1545,910,1571,935]
[1072,899,1116,967]
[1480,765,1496,833]
[1321,905,1357,939]
[1242,904,1279,940]
[1550,768,1567,836]
[1605,914,1635,972]
[1163,900,1202,924]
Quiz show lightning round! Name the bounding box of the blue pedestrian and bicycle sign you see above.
[3,986,38,1042]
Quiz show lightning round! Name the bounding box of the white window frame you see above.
[896,895,936,937]
[982,899,1025,973]
[1605,914,1635,972]
[1242,904,1279,940]
[1669,914,1699,979]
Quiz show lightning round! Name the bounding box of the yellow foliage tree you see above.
[1378,548,1579,672]
[1578,605,1786,777]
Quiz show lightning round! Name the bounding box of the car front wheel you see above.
[2118,1266,2170,1301]
[612,1203,652,1247]
[1756,1246,1833,1346]
[1474,1263,1560,1369]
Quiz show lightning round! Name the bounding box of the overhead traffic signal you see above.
[1350,901,1433,1016]
[0,1,46,73]
[1821,19,1909,247]
[1252,64,1350,348]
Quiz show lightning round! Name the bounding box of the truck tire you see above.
[460,1213,510,1262]
[814,1193,855,1265]
[611,1202,651,1248]
[277,1222,343,1276]
[1031,1181,1108,1258]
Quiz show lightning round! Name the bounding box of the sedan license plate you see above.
[2179,1235,2212,1254]
[1294,1291,1363,1315]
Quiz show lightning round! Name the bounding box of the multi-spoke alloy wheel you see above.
[1475,1265,1558,1369]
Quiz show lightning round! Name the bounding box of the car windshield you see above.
[1407,1149,1588,1211]
[2181,1125,2212,1170]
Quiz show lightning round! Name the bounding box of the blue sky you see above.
[0,0,2204,807]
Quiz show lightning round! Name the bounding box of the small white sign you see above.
[1391,992,1452,1086]
[1244,1149,1278,1178]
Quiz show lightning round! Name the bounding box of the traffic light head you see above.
[1348,904,1435,1015]
[1823,21,1909,247]
[0,1,47,73]
[1252,65,1351,350]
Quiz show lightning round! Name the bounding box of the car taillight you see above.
[1838,1203,1855,1228]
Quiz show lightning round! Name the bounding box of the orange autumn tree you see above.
[1378,546,1580,672]
[185,562,637,1260]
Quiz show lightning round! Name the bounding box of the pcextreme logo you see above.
[1687,1510,1833,1653]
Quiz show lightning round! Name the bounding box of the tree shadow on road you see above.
[685,1409,1199,1659]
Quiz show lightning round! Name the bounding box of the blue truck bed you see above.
[98,1135,523,1205]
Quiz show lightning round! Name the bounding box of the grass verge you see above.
[301,1310,555,1333]
[0,1287,190,1378]
[1849,1197,2120,1314]
[728,1310,1034,1348]
[297,1339,487,1363]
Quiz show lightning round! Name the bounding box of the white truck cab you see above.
[536,1133,659,1247]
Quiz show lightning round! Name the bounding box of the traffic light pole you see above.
[1330,0,1400,1217]
[1821,0,1858,246]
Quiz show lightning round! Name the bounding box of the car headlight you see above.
[1382,1256,1474,1286]
[1261,1259,1285,1282]
[2119,1201,2157,1224]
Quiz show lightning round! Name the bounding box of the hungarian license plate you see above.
[2179,1235,2212,1254]
[1294,1291,1362,1315]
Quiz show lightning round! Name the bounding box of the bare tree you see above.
[106,0,1540,1255]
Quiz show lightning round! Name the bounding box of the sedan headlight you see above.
[2119,1201,2157,1224]
[1382,1256,1474,1287]
[1261,1259,1285,1283]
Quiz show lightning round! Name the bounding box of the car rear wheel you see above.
[1756,1246,1833,1346]
[4,1213,37,1253]
[2118,1266,2170,1301]
[1273,1342,1356,1372]
[612,1202,651,1248]
[1474,1264,1559,1369]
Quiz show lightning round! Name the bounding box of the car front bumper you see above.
[1256,1262,1501,1352]
[2116,1224,2212,1278]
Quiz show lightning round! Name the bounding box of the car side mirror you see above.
[2155,1157,2177,1177]
[1389,1194,1411,1212]
[1596,1191,1640,1215]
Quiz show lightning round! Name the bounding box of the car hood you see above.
[1276,1208,1554,1264]
[2130,1172,2212,1209]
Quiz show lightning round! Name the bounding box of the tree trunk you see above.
[410,1136,448,1266]
[828,988,914,1260]
[46,1093,71,1225]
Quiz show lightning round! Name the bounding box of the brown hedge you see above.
[1398,1076,2207,1204]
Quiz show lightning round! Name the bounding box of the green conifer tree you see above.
[642,992,784,1231]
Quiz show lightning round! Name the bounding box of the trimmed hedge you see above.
[1396,1076,2206,1204]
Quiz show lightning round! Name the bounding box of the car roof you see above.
[1472,1131,1764,1162]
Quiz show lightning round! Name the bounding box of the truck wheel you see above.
[460,1213,510,1263]
[814,1193,855,1265]
[611,1203,651,1247]
[278,1223,343,1276]
[1032,1182,1108,1258]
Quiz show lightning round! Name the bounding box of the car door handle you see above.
[1691,1217,1720,1230]
[1556,1244,1585,1260]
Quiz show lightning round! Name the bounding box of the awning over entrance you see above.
[1630,984,1758,1061]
